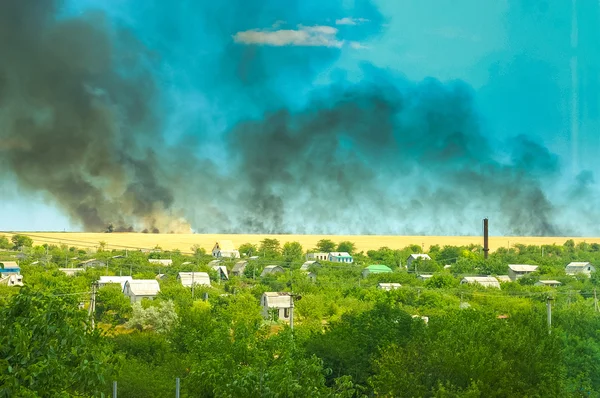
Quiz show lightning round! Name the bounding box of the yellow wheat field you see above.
[4,232,600,254]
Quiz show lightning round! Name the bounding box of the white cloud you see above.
[349,41,369,49]
[335,17,370,26]
[233,25,344,47]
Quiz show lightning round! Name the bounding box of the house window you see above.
[284,308,290,318]
[588,267,591,271]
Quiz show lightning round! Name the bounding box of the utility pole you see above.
[176,378,180,398]
[547,296,553,335]
[290,296,294,330]
[89,282,97,330]
[594,289,599,312]
[191,267,195,301]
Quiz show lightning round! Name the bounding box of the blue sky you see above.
[1,0,599,235]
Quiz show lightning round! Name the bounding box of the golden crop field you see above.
[5,232,600,254]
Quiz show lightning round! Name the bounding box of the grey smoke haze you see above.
[0,1,595,236]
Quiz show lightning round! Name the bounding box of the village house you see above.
[406,254,432,269]
[535,280,562,287]
[232,261,248,277]
[79,259,106,268]
[212,240,240,259]
[496,275,512,283]
[123,280,161,303]
[362,264,392,278]
[460,276,501,289]
[261,265,285,277]
[307,272,317,283]
[565,262,596,276]
[417,274,434,281]
[328,252,353,263]
[59,268,85,277]
[508,264,538,281]
[261,292,292,321]
[177,272,211,288]
[98,276,133,291]
[0,274,24,287]
[0,261,20,275]
[148,259,173,266]
[306,252,328,261]
[378,282,402,291]
[212,265,229,280]
[300,260,321,271]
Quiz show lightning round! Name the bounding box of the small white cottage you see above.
[98,276,133,291]
[328,252,353,263]
[177,272,211,288]
[508,264,538,281]
[123,280,161,303]
[0,274,23,287]
[261,292,292,321]
[232,261,248,277]
[406,254,431,269]
[460,276,501,289]
[212,265,229,280]
[212,241,240,259]
[79,259,106,268]
[306,252,328,261]
[261,265,285,277]
[565,262,596,276]
[300,261,321,271]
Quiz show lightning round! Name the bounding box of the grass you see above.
[3,232,600,254]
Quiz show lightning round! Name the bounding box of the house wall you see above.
[307,253,328,261]
[329,256,353,263]
[128,293,156,303]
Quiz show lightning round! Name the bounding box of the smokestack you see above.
[483,218,489,259]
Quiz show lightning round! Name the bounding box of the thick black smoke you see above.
[0,1,188,232]
[222,73,563,235]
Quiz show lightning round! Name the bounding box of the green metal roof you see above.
[365,265,392,273]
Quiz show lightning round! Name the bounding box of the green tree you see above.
[0,235,11,250]
[316,239,336,253]
[10,234,33,250]
[191,244,206,257]
[127,301,179,333]
[425,273,458,289]
[0,287,119,396]
[283,241,304,262]
[259,239,281,259]
[96,284,132,324]
[336,241,356,254]
[97,241,107,252]
[239,242,258,257]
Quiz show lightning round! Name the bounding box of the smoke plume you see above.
[0,1,597,236]
[0,1,189,232]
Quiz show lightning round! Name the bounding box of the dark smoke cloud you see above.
[218,71,563,236]
[0,1,188,232]
[0,1,596,236]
